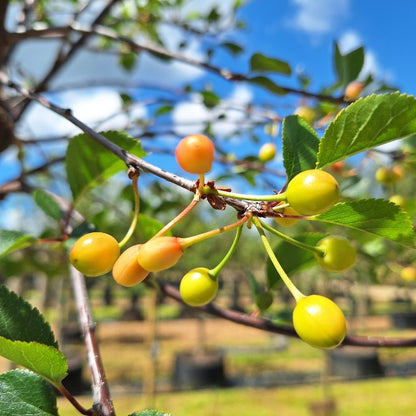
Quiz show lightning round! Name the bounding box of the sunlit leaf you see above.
[317,93,416,168]
[0,338,67,385]
[0,230,35,258]
[313,199,415,247]
[250,52,291,75]
[66,130,146,201]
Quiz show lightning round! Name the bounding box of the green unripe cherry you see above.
[180,267,219,306]
[258,142,277,163]
[293,295,346,349]
[274,205,300,227]
[315,236,356,272]
[286,169,340,215]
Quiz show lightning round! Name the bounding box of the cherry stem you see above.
[198,173,205,192]
[209,225,243,279]
[260,220,324,256]
[203,186,287,202]
[56,383,93,416]
[118,171,140,248]
[253,217,304,302]
[180,214,250,250]
[153,192,201,239]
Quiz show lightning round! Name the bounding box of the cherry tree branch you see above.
[2,75,264,215]
[9,22,345,105]
[69,266,115,416]
[155,280,416,348]
[13,0,122,120]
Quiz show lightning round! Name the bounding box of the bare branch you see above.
[70,266,115,416]
[0,1,9,32]
[156,279,416,348]
[3,76,264,215]
[10,22,345,105]
[13,0,123,120]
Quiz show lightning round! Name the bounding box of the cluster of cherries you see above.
[69,134,357,349]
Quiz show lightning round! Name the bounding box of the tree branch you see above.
[0,1,9,32]
[13,0,122,120]
[70,266,115,416]
[2,76,268,215]
[155,280,416,348]
[10,22,345,105]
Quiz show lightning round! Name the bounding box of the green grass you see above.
[57,376,416,416]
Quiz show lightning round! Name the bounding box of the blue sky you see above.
[1,0,416,231]
[237,0,415,95]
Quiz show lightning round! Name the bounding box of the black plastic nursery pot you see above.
[328,347,384,379]
[390,311,416,329]
[172,349,228,390]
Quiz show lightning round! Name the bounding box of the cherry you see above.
[69,232,120,277]
[258,142,277,163]
[179,267,219,306]
[375,166,403,185]
[112,244,149,287]
[389,194,406,209]
[175,134,215,174]
[286,169,340,215]
[293,295,346,349]
[295,105,315,124]
[401,266,416,282]
[274,205,300,227]
[137,236,183,272]
[344,81,364,101]
[329,161,345,174]
[314,236,356,272]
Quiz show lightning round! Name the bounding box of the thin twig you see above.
[155,279,416,348]
[69,266,115,416]
[9,22,345,105]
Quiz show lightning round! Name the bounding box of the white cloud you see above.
[338,30,362,54]
[172,84,254,137]
[288,0,349,34]
[18,88,146,140]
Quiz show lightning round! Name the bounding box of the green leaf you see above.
[200,90,221,108]
[155,105,173,116]
[33,190,62,221]
[314,199,415,247]
[0,338,67,385]
[66,130,146,201]
[0,370,58,416]
[266,234,324,289]
[317,93,416,168]
[248,76,286,96]
[247,271,259,296]
[129,410,171,416]
[282,115,320,180]
[0,285,58,347]
[334,42,364,86]
[0,230,35,257]
[136,214,168,241]
[249,52,291,75]
[221,41,244,55]
[119,52,137,72]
